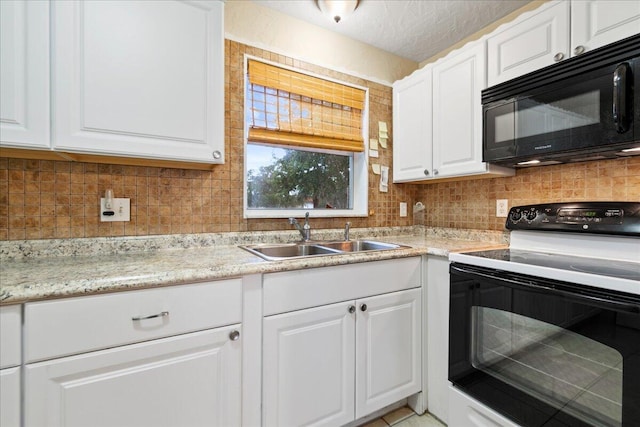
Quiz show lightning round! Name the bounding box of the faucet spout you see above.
[289,212,311,241]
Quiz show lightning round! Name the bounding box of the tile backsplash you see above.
[1,40,638,241]
[0,40,416,240]
[419,157,639,231]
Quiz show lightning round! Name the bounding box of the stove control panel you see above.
[506,202,640,236]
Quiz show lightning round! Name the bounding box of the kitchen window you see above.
[243,58,368,218]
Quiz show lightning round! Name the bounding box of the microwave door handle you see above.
[451,265,639,314]
[613,63,630,133]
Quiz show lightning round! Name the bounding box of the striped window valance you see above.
[247,60,365,152]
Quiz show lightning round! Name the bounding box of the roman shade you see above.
[247,60,365,152]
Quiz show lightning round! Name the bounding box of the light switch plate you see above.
[400,202,407,217]
[100,198,131,222]
[496,199,509,217]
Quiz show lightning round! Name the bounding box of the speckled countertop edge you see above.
[0,226,509,305]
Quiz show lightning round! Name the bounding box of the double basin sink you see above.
[241,240,406,261]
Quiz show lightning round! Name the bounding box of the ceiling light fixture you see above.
[316,0,359,23]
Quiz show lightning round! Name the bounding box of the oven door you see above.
[449,263,640,427]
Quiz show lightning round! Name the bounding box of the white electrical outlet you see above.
[399,202,407,217]
[101,198,131,222]
[496,199,509,217]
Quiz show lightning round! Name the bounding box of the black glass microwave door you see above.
[514,69,633,158]
[484,65,635,163]
[484,101,517,162]
[449,265,640,427]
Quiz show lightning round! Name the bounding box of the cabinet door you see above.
[52,0,224,164]
[571,0,640,56]
[0,305,21,369]
[487,1,570,86]
[355,288,422,418]
[25,326,242,427]
[0,367,20,427]
[0,0,50,149]
[392,67,433,182]
[263,302,356,427]
[432,42,487,177]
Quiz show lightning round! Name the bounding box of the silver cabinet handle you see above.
[229,330,240,341]
[132,311,169,321]
[212,150,222,159]
[433,169,439,175]
[573,45,585,55]
[360,304,367,312]
[348,305,356,313]
[423,169,430,176]
[553,52,565,62]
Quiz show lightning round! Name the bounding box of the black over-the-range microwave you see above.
[483,33,640,167]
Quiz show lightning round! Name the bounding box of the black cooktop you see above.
[468,249,640,281]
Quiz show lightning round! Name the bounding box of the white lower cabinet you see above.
[22,279,243,427]
[0,305,21,427]
[263,301,356,427]
[25,326,241,427]
[355,289,422,418]
[263,287,422,427]
[425,255,451,424]
[0,367,20,427]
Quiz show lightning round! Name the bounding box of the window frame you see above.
[243,55,369,219]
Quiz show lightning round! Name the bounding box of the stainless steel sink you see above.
[241,243,342,261]
[317,240,402,252]
[240,240,405,261]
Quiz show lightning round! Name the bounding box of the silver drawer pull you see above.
[132,311,169,321]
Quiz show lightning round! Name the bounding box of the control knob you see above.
[525,209,538,221]
[509,210,522,222]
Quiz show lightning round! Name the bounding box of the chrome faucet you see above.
[344,222,351,241]
[289,212,311,241]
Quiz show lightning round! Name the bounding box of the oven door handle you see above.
[451,265,640,314]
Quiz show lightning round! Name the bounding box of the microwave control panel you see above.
[506,202,640,236]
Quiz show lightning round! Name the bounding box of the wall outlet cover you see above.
[100,198,131,222]
[400,202,407,217]
[496,199,509,217]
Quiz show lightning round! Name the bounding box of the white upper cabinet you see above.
[52,0,225,164]
[571,0,640,54]
[392,66,433,182]
[0,0,50,150]
[392,45,513,183]
[487,1,570,87]
[432,41,489,177]
[487,0,640,87]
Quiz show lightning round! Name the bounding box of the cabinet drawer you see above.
[263,257,421,315]
[24,279,242,362]
[0,305,22,369]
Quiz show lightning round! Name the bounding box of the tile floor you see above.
[362,407,445,427]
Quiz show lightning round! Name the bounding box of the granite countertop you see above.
[0,227,508,305]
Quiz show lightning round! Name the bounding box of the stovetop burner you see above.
[469,249,640,282]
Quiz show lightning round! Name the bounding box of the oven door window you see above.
[471,307,623,427]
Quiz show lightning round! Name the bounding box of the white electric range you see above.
[448,202,640,427]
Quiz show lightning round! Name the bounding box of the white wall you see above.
[224,1,418,86]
